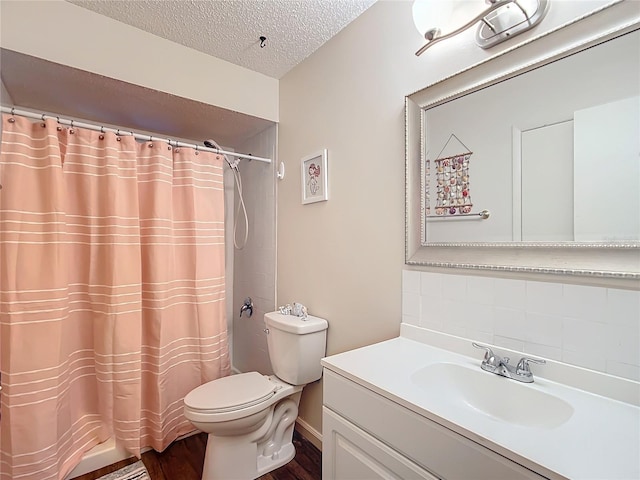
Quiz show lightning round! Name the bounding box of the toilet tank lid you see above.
[265,312,328,334]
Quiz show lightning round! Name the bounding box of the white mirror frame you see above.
[406,1,640,289]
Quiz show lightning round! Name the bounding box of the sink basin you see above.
[411,362,574,429]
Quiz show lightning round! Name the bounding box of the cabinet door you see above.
[324,369,549,480]
[323,407,439,480]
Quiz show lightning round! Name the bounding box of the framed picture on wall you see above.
[301,149,328,204]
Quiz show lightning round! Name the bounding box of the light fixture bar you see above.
[415,0,533,56]
[476,0,548,49]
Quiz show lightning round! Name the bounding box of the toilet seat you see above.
[184,371,277,414]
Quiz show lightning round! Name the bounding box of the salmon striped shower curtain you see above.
[0,114,231,479]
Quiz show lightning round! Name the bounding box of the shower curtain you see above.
[0,114,231,479]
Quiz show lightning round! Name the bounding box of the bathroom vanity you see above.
[321,326,640,480]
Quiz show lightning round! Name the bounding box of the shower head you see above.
[204,139,238,170]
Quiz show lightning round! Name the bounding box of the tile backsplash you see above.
[402,270,640,382]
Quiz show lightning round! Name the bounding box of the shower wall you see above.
[224,167,236,360]
[231,125,278,374]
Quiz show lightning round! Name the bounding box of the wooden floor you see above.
[74,429,321,480]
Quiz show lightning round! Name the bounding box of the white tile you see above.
[493,336,524,352]
[562,284,607,323]
[607,288,640,327]
[525,280,564,316]
[468,303,495,334]
[402,270,421,294]
[257,274,274,299]
[494,278,526,310]
[494,307,526,340]
[523,342,562,362]
[562,350,606,372]
[524,312,562,348]
[605,323,640,366]
[421,272,443,297]
[441,274,467,301]
[562,317,608,353]
[402,314,420,327]
[420,317,444,331]
[440,322,467,338]
[606,360,640,382]
[469,331,494,345]
[402,292,421,319]
[466,275,495,305]
[443,298,470,329]
[420,295,444,327]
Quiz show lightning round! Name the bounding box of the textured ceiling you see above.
[66,0,377,79]
[1,1,376,149]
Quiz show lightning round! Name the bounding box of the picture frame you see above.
[301,149,328,204]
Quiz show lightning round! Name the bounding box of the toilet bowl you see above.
[184,311,328,480]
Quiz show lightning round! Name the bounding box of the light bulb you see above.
[412,0,453,38]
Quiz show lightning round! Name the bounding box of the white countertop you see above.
[321,333,640,480]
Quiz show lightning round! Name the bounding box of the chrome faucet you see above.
[472,343,545,383]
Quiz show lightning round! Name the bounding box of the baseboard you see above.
[295,417,322,452]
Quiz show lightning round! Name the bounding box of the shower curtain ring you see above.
[10,107,15,116]
[41,113,46,121]
[101,126,105,133]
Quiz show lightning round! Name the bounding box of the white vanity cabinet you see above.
[322,369,547,480]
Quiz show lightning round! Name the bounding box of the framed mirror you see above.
[406,2,640,288]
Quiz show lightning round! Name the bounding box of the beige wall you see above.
[277,0,614,440]
[0,0,278,122]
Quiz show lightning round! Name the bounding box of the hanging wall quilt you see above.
[426,134,473,217]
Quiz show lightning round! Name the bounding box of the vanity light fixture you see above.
[413,0,549,56]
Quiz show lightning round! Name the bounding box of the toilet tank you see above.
[264,312,328,385]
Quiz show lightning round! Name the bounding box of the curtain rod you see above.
[0,106,272,164]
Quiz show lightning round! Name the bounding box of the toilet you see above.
[184,311,328,480]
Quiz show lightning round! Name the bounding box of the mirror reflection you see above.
[423,29,639,244]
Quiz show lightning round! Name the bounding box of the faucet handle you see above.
[472,342,493,358]
[472,342,501,367]
[240,297,253,318]
[516,356,546,376]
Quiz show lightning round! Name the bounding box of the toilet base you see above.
[256,442,296,476]
[200,390,303,480]
[203,431,297,480]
